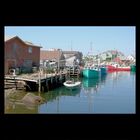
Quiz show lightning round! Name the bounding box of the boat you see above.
[82,66,100,78]
[116,66,131,71]
[107,64,130,71]
[63,80,81,88]
[83,43,101,79]
[100,65,107,75]
[106,64,117,71]
[130,65,136,72]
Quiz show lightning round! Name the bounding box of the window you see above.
[28,47,32,53]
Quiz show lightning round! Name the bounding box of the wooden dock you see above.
[4,66,82,92]
[67,68,81,77]
[5,72,67,92]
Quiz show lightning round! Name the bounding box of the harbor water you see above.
[5,71,135,114]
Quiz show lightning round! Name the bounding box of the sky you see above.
[4,26,135,56]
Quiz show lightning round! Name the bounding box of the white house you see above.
[63,51,83,67]
[65,55,77,67]
[126,55,135,61]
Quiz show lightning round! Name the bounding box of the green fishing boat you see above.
[130,65,136,72]
[82,67,100,78]
[100,66,107,75]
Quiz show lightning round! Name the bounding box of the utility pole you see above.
[38,68,41,93]
[58,49,61,72]
[90,41,93,53]
[57,49,59,72]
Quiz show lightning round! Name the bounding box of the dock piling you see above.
[38,71,41,92]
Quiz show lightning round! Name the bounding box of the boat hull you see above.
[130,65,136,72]
[63,81,81,89]
[116,67,130,71]
[107,65,130,71]
[107,65,117,71]
[100,67,107,74]
[83,69,100,78]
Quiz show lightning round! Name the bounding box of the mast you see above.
[71,41,73,51]
[90,41,93,65]
[90,41,93,54]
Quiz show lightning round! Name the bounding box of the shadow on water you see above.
[40,86,81,103]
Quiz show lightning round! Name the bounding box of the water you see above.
[5,71,136,114]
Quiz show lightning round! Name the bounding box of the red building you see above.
[5,36,42,74]
[112,57,122,64]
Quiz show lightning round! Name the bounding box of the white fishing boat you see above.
[63,80,81,88]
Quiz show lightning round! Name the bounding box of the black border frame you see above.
[0,15,139,139]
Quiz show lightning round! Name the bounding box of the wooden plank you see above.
[5,76,37,82]
[5,73,67,84]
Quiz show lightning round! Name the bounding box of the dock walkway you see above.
[5,72,67,92]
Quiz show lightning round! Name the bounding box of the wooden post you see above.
[77,69,80,78]
[41,85,44,93]
[38,70,41,93]
[14,76,17,89]
[57,96,59,113]
[69,67,70,77]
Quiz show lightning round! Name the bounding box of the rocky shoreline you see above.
[5,88,45,113]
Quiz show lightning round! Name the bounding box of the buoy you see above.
[9,69,16,76]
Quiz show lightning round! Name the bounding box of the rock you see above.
[22,93,44,105]
[5,89,26,100]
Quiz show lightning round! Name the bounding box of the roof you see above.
[63,51,81,54]
[40,50,63,61]
[24,41,42,48]
[24,41,34,45]
[5,36,42,48]
[5,36,16,41]
[126,55,135,60]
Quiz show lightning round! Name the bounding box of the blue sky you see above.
[4,26,135,56]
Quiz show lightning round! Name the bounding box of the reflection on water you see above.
[82,77,100,94]
[5,71,135,114]
[82,77,100,88]
[5,98,38,114]
[41,86,81,101]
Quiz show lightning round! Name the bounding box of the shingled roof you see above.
[40,50,63,61]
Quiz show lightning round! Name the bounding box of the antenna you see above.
[40,43,42,48]
[90,41,92,52]
[89,41,93,55]
[71,41,73,51]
